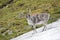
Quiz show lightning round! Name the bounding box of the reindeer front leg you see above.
[32,25,37,34]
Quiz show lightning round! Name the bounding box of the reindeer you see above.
[26,8,50,33]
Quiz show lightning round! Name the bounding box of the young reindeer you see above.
[26,8,50,33]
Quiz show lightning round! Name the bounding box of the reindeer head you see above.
[19,11,26,18]
[26,14,31,18]
[19,8,32,19]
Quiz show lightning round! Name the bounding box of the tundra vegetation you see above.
[0,0,60,40]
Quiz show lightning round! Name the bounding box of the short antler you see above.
[27,7,32,14]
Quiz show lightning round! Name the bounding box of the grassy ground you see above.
[0,0,60,40]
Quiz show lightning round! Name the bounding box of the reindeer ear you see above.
[26,14,30,18]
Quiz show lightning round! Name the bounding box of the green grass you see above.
[0,0,60,40]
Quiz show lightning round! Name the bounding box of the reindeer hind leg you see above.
[42,22,47,32]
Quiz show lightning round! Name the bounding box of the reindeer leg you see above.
[32,25,37,35]
[42,25,46,32]
[42,23,47,32]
